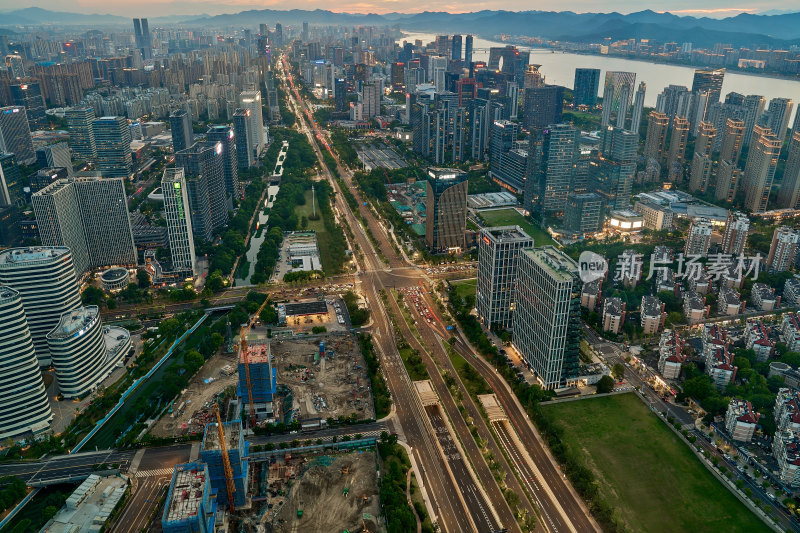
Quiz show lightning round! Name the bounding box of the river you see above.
[399,32,800,123]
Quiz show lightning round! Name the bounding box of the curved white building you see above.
[0,286,53,440]
[46,306,123,399]
[0,247,81,367]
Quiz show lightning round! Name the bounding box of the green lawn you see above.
[477,208,557,246]
[543,394,770,533]
[452,278,477,301]
[295,188,334,273]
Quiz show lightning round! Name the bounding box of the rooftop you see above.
[284,301,328,317]
[684,292,705,310]
[165,463,208,523]
[241,343,270,364]
[582,279,601,296]
[483,225,532,243]
[0,246,70,265]
[0,285,19,303]
[49,306,99,339]
[641,295,662,317]
[604,297,624,315]
[203,419,241,451]
[523,246,578,282]
[752,283,776,299]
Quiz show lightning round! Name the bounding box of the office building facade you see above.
[161,168,196,275]
[573,68,600,107]
[36,143,73,177]
[175,142,229,235]
[170,109,193,154]
[425,168,468,253]
[32,180,90,277]
[65,107,96,161]
[206,125,240,200]
[0,106,35,164]
[93,116,132,178]
[239,91,265,159]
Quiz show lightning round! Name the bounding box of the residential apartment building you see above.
[720,211,749,256]
[724,399,759,442]
[602,297,625,334]
[751,283,778,311]
[641,295,665,335]
[657,329,684,380]
[766,226,799,272]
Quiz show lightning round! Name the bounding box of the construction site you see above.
[272,333,375,425]
[267,451,382,533]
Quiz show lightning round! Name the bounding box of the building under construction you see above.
[201,418,250,509]
[237,341,278,420]
[161,462,218,533]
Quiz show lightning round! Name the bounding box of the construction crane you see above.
[214,404,237,512]
[240,326,257,429]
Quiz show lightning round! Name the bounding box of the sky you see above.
[0,0,796,18]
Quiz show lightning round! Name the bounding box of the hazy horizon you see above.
[0,1,791,19]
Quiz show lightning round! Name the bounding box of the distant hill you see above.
[0,7,129,26]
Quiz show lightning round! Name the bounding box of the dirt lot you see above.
[149,351,239,438]
[272,333,374,422]
[272,452,382,533]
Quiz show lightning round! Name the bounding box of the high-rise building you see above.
[513,246,581,390]
[0,106,35,164]
[5,54,24,79]
[65,107,96,161]
[741,94,766,147]
[563,192,605,236]
[464,35,473,66]
[476,226,534,329]
[643,111,669,163]
[169,110,193,154]
[689,121,716,192]
[489,119,518,174]
[232,109,253,170]
[451,35,462,63]
[573,68,600,107]
[593,127,636,209]
[743,128,781,213]
[274,23,283,46]
[133,18,152,59]
[302,21,308,41]
[763,98,794,143]
[526,124,580,215]
[36,142,73,177]
[206,125,239,201]
[631,82,646,135]
[667,116,690,179]
[0,247,81,367]
[72,177,136,268]
[239,91,265,159]
[0,153,23,207]
[175,142,228,237]
[425,168,468,253]
[778,130,800,209]
[10,82,46,128]
[523,85,563,131]
[0,205,21,247]
[0,286,52,439]
[714,159,741,203]
[362,81,381,118]
[161,168,196,275]
[93,116,132,178]
[685,217,713,257]
[692,68,725,103]
[720,118,745,163]
[33,177,136,274]
[720,211,750,255]
[334,78,347,112]
[767,227,799,272]
[601,71,635,127]
[47,306,124,399]
[32,180,90,277]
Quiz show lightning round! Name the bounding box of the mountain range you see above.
[2,7,800,48]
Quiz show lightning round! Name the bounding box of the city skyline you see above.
[0,2,788,18]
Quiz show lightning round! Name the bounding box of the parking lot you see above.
[355,141,407,169]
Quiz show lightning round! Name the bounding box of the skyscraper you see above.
[685,218,713,256]
[743,128,781,213]
[667,116,690,180]
[644,111,669,163]
[593,127,636,209]
[564,192,605,236]
[0,106,35,164]
[161,168,196,275]
[489,119,518,170]
[0,247,81,367]
[741,94,766,147]
[464,35,473,66]
[65,106,96,161]
[10,82,46,128]
[175,142,228,237]
[232,109,253,170]
[526,124,580,215]
[362,82,381,118]
[133,18,152,59]
[36,142,73,177]
[476,226,534,329]
[425,168,468,253]
[691,68,725,103]
[523,85,563,132]
[778,130,800,209]
[73,177,137,268]
[573,68,600,107]
[206,125,240,201]
[334,78,347,112]
[239,91,265,159]
[513,246,581,390]
[32,180,90,277]
[631,82,646,135]
[451,34,462,63]
[721,211,750,256]
[601,71,635,127]
[0,153,23,207]
[714,160,742,203]
[763,98,794,143]
[170,109,193,154]
[0,286,52,439]
[93,116,132,178]
[689,121,716,193]
[720,118,745,163]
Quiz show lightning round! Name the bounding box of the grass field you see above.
[477,208,557,246]
[452,278,477,301]
[543,393,770,533]
[295,188,335,273]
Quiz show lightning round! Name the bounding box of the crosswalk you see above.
[134,467,175,478]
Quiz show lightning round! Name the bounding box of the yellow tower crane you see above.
[214,404,237,512]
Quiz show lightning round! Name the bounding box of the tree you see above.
[259,303,278,325]
[612,363,625,381]
[596,375,615,394]
[137,269,151,289]
[43,505,58,521]
[81,286,106,307]
[206,270,225,293]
